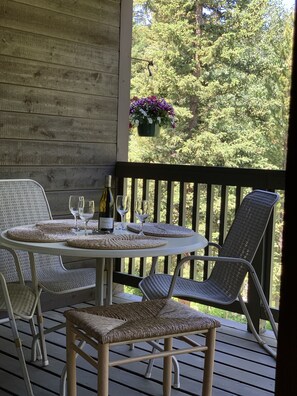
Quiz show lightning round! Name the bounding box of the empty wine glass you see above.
[116,195,130,230]
[78,198,95,235]
[135,199,150,235]
[69,195,84,231]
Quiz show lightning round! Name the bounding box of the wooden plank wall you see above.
[0,0,121,219]
[0,0,122,291]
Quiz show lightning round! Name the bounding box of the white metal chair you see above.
[0,247,42,396]
[0,179,96,366]
[139,189,279,382]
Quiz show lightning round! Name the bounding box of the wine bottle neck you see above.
[105,175,112,188]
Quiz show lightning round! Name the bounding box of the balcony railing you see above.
[114,161,285,331]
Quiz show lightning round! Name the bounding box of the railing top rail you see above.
[116,162,285,190]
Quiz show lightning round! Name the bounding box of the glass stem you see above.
[140,221,144,235]
[84,221,88,235]
[121,214,125,229]
[74,215,78,230]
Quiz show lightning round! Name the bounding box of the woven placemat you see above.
[6,220,99,243]
[6,225,77,242]
[66,234,167,250]
[127,223,194,238]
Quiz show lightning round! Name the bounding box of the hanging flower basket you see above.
[129,96,175,137]
[137,123,160,137]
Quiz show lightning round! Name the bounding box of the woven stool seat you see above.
[64,299,220,396]
[64,298,220,344]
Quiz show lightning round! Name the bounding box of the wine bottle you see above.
[98,175,114,233]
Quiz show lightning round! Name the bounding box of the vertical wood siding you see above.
[0,0,121,217]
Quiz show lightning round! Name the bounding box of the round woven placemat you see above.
[127,223,194,238]
[6,220,99,243]
[66,234,167,250]
[6,225,77,242]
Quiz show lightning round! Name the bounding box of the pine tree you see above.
[129,0,293,170]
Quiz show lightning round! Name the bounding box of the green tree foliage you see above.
[129,0,293,316]
[129,0,293,170]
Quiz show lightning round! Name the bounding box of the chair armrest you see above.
[208,241,222,251]
[0,271,7,286]
[0,246,25,284]
[168,254,256,298]
[0,271,15,315]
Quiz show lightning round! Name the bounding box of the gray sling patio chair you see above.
[0,179,96,366]
[139,189,279,382]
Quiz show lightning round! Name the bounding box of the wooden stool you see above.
[64,299,220,396]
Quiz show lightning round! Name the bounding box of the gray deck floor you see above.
[0,294,277,396]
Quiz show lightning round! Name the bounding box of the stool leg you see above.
[66,321,77,396]
[202,328,216,396]
[98,343,109,396]
[163,337,173,396]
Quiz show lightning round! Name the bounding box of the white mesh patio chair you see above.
[0,248,42,396]
[0,179,96,366]
[139,189,279,382]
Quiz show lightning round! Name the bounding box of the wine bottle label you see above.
[99,217,114,229]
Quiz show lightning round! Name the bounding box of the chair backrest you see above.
[0,179,62,282]
[209,189,279,300]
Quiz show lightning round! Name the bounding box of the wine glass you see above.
[116,195,130,230]
[135,199,150,235]
[69,195,84,231]
[78,198,95,235]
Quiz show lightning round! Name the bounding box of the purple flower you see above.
[129,96,176,129]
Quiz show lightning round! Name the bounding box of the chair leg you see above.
[60,363,67,396]
[32,322,66,362]
[29,318,42,361]
[145,340,180,388]
[10,316,34,396]
[163,337,173,396]
[144,341,158,378]
[238,294,277,359]
[145,350,155,378]
[98,343,109,396]
[202,328,216,396]
[35,300,49,366]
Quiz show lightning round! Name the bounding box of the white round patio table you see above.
[0,225,208,306]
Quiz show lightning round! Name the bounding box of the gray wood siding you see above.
[0,0,121,215]
[0,0,122,273]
